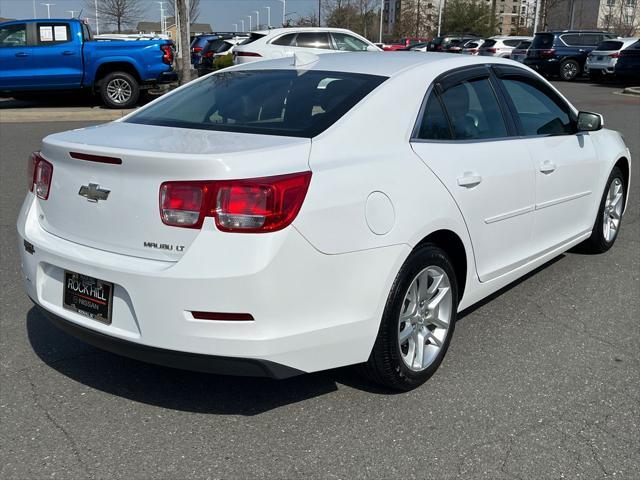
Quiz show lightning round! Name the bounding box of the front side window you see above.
[295,32,330,49]
[126,70,386,138]
[331,32,369,51]
[440,78,508,140]
[0,23,26,47]
[500,78,574,136]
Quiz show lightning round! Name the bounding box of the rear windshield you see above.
[482,39,496,48]
[597,40,623,51]
[126,70,386,138]
[532,33,554,49]
[239,33,266,45]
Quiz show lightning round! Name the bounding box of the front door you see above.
[0,23,31,89]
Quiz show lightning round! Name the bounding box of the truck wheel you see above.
[100,71,140,109]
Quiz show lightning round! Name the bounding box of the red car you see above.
[383,36,429,51]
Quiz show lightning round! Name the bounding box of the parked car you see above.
[196,36,248,76]
[233,27,381,64]
[478,36,532,57]
[0,19,176,108]
[460,39,486,55]
[509,40,532,63]
[408,42,429,52]
[19,52,631,391]
[614,39,640,84]
[383,37,429,51]
[447,37,480,53]
[190,33,238,64]
[585,37,638,81]
[524,30,616,81]
[427,34,479,52]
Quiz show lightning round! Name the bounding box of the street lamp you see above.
[246,15,252,31]
[67,10,77,18]
[156,2,167,34]
[240,19,245,31]
[94,0,100,35]
[254,10,260,30]
[279,0,286,27]
[378,0,383,44]
[41,3,55,19]
[264,6,271,28]
[233,23,238,32]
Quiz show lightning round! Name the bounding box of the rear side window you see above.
[295,32,330,49]
[597,40,623,50]
[272,33,296,46]
[126,70,386,138]
[240,33,266,45]
[417,95,451,140]
[504,39,522,47]
[36,23,72,44]
[0,23,26,47]
[482,39,497,48]
[580,34,600,46]
[501,78,574,136]
[532,33,554,49]
[440,78,508,140]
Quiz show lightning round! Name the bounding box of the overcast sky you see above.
[0,0,320,31]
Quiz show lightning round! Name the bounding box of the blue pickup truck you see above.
[0,19,177,108]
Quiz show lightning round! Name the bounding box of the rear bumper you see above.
[156,71,179,84]
[18,193,406,375]
[38,305,302,378]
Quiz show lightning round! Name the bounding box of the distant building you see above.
[136,17,213,38]
[546,0,639,35]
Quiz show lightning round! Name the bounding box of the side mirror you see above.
[577,111,603,132]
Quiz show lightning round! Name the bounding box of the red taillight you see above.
[28,152,53,200]
[487,47,497,53]
[161,44,173,64]
[159,172,312,233]
[192,46,203,53]
[609,52,620,58]
[236,51,262,57]
[540,48,556,58]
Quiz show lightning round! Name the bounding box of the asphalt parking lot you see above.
[1,81,639,479]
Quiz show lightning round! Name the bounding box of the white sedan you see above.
[233,27,381,64]
[19,53,631,390]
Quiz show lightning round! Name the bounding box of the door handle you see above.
[15,52,29,57]
[539,160,557,174]
[457,172,483,188]
[62,50,75,55]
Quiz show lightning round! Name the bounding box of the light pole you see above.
[279,0,286,26]
[247,15,252,31]
[378,0,383,43]
[67,10,77,18]
[254,10,260,29]
[240,19,245,31]
[233,23,238,32]
[95,0,100,35]
[533,0,540,33]
[32,0,36,17]
[156,2,166,34]
[437,0,444,36]
[264,6,271,28]
[41,3,54,19]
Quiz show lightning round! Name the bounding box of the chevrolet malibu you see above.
[19,53,631,390]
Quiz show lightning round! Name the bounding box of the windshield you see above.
[126,70,386,138]
[532,33,554,49]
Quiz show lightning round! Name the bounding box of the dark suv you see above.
[524,31,616,81]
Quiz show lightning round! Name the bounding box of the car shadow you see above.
[26,307,341,415]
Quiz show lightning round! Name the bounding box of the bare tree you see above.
[600,0,639,35]
[323,0,380,39]
[86,0,143,33]
[395,0,437,38]
[167,0,201,22]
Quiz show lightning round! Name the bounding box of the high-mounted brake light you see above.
[28,151,53,200]
[159,172,312,233]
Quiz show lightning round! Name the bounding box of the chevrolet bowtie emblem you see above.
[79,183,110,202]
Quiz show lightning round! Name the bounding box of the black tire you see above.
[99,71,140,109]
[360,244,459,391]
[559,59,580,81]
[580,166,625,254]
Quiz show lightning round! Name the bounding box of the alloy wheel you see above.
[603,178,623,242]
[398,266,453,372]
[106,78,132,105]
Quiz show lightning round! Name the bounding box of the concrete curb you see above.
[0,108,133,123]
[622,86,640,96]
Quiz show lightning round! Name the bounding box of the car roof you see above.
[253,27,365,36]
[230,51,516,78]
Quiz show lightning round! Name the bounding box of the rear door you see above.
[0,22,31,89]
[411,67,536,282]
[28,22,83,87]
[493,66,600,253]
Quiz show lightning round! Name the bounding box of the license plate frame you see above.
[63,271,114,325]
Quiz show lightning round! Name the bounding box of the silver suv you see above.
[479,36,532,57]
